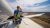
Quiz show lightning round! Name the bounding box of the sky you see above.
[6,0,50,12]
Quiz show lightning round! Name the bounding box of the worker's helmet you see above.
[17,6,20,8]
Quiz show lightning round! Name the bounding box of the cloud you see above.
[19,0,47,6]
[33,0,50,6]
[23,4,50,12]
[22,6,49,12]
[6,0,50,12]
[6,0,47,7]
[22,0,50,12]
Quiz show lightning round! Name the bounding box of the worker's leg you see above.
[15,18,22,28]
[13,18,16,23]
[19,18,22,24]
[15,23,20,28]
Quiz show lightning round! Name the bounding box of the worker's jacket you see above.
[14,10,22,19]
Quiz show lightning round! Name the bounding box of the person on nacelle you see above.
[7,6,23,24]
[14,6,23,24]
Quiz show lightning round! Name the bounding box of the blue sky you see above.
[6,0,16,3]
[34,0,50,6]
[6,0,50,12]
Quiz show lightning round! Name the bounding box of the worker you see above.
[14,6,23,24]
